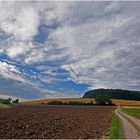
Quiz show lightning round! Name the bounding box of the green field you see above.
[0,104,10,108]
[122,108,140,119]
[105,112,122,139]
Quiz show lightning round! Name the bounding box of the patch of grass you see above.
[122,108,140,119]
[105,112,122,139]
[0,103,10,108]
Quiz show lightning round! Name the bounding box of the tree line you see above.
[0,98,19,104]
[47,101,95,106]
[47,98,115,106]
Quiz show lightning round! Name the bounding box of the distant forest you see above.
[83,89,140,101]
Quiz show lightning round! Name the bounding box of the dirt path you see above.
[119,108,140,129]
[116,107,140,139]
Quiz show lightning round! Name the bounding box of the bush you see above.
[48,101,64,105]
[3,98,12,104]
[47,101,95,106]
[12,99,19,104]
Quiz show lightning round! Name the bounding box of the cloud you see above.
[0,1,140,100]
[0,93,27,102]
[0,61,26,82]
[0,1,39,40]
[47,2,140,90]
[0,59,44,87]
[0,78,81,101]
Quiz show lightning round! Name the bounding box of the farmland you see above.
[122,108,140,119]
[22,98,96,105]
[0,105,113,139]
[22,98,140,107]
[112,99,140,106]
[2,98,140,139]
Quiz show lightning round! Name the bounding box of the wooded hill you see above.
[83,89,140,101]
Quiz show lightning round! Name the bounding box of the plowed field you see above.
[0,105,114,139]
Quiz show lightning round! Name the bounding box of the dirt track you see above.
[0,105,113,139]
[116,107,140,139]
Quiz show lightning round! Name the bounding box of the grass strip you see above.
[122,108,140,119]
[104,111,122,139]
[0,103,10,108]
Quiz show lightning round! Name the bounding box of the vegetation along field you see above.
[0,103,9,108]
[122,108,140,119]
[23,98,140,106]
[105,112,122,139]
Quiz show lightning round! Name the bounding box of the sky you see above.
[0,1,140,101]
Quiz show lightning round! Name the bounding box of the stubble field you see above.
[0,105,113,139]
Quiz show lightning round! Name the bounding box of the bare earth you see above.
[0,105,113,139]
[116,107,140,139]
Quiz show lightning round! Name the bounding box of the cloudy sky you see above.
[0,1,140,101]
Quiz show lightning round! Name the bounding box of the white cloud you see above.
[0,1,39,40]
[0,1,140,99]
[0,1,40,62]
[5,41,35,59]
[0,93,27,102]
[46,2,140,90]
[0,61,26,82]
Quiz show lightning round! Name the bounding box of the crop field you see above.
[22,98,96,104]
[122,108,140,119]
[22,98,140,107]
[112,99,140,106]
[0,105,113,139]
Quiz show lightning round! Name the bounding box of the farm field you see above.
[0,105,113,139]
[22,98,96,104]
[112,99,140,106]
[122,108,140,119]
[22,98,140,107]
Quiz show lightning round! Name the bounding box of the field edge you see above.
[104,110,123,139]
[122,108,140,119]
[0,103,10,109]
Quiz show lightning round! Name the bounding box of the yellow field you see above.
[22,98,96,104]
[112,99,140,106]
[121,106,140,109]
[22,98,140,107]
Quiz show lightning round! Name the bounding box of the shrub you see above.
[48,101,64,105]
[47,101,95,106]
[12,99,19,104]
[3,98,12,104]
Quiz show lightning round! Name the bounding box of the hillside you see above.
[83,89,140,101]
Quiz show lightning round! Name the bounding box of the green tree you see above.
[95,94,112,105]
[48,101,64,105]
[3,98,12,104]
[12,99,19,104]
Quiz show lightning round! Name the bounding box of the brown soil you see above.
[0,105,113,139]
